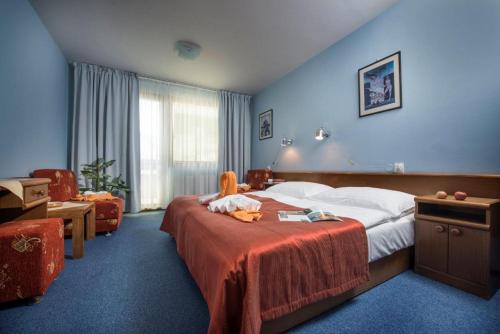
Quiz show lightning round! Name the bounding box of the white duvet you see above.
[251,191,404,230]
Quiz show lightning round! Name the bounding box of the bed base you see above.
[261,247,413,334]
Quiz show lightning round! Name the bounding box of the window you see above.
[172,99,218,163]
[139,80,219,209]
[139,95,164,209]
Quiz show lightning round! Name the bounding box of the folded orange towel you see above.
[228,210,263,223]
[72,193,117,202]
[219,171,238,198]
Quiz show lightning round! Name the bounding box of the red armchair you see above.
[32,169,124,234]
[0,218,64,304]
[246,169,273,190]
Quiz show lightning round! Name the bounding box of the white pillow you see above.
[310,187,415,218]
[266,181,334,199]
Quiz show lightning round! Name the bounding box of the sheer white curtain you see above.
[139,78,219,210]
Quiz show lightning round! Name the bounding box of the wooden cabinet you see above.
[414,195,499,299]
[0,178,51,223]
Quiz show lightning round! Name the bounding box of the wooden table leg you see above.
[85,206,96,240]
[72,216,84,259]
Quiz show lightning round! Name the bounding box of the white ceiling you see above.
[30,0,398,94]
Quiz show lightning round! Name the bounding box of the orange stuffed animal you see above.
[219,171,238,198]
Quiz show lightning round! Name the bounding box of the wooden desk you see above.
[0,178,51,223]
[48,202,96,259]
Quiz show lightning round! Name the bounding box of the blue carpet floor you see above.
[1,212,499,333]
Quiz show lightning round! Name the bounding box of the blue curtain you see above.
[71,63,141,212]
[218,91,252,183]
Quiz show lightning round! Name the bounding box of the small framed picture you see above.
[358,51,402,117]
[259,109,273,140]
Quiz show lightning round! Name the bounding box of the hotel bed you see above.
[160,172,500,334]
[161,180,418,334]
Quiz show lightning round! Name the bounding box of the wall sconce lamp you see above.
[280,137,293,147]
[314,127,330,141]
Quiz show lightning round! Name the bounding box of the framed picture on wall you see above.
[259,109,273,140]
[358,51,402,117]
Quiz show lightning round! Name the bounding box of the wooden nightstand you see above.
[414,195,500,298]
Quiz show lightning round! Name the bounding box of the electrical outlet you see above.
[393,162,405,174]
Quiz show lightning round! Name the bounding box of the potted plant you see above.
[79,158,129,196]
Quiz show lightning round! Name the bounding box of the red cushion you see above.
[96,197,124,233]
[0,219,64,303]
[246,169,273,190]
[95,198,124,220]
[32,169,79,202]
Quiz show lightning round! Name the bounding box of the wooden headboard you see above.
[272,171,500,198]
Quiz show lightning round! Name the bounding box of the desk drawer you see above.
[24,184,49,203]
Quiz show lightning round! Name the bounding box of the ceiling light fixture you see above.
[175,40,201,60]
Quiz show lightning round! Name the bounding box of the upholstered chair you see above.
[245,169,273,190]
[32,169,124,234]
[0,218,64,304]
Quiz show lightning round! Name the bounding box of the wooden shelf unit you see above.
[414,195,500,298]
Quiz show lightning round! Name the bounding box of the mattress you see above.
[366,213,414,262]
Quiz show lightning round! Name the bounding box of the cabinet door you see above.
[415,220,448,272]
[448,226,489,285]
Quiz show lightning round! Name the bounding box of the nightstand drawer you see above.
[24,184,49,203]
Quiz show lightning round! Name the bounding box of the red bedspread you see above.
[160,196,369,334]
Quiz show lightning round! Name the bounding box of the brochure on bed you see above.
[278,209,343,222]
[160,195,369,334]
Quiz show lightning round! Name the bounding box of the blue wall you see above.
[252,0,500,173]
[0,0,68,177]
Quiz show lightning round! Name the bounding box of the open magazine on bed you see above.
[278,209,343,223]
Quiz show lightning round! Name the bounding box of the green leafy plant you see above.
[80,158,129,195]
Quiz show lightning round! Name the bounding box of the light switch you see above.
[394,162,405,173]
